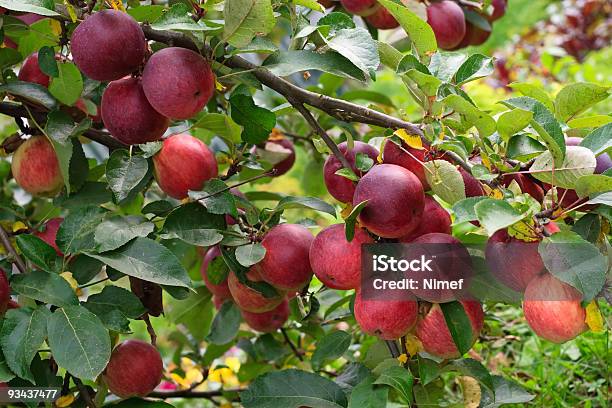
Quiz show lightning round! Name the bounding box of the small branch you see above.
[148,388,244,399]
[143,313,157,347]
[385,340,401,358]
[78,277,109,289]
[74,378,97,408]
[281,328,304,361]
[0,225,27,274]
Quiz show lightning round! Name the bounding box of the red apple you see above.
[241,298,289,333]
[200,246,232,299]
[523,273,587,343]
[354,289,418,340]
[459,167,485,197]
[489,0,507,21]
[11,136,63,197]
[383,140,429,190]
[503,173,544,202]
[18,53,50,87]
[399,195,451,242]
[416,300,484,359]
[153,134,218,199]
[366,6,399,29]
[227,269,285,313]
[0,269,9,316]
[310,224,373,290]
[104,339,163,398]
[253,137,296,177]
[353,164,425,238]
[427,1,467,50]
[340,0,378,15]
[34,217,64,256]
[324,141,379,203]
[212,294,230,311]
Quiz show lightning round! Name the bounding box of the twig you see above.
[143,313,157,346]
[78,277,109,289]
[281,328,304,361]
[74,378,97,408]
[148,388,243,399]
[0,225,27,274]
[385,340,400,358]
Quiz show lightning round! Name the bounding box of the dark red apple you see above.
[0,269,9,316]
[503,173,545,202]
[366,7,399,29]
[458,167,485,197]
[399,195,451,242]
[103,339,163,398]
[354,289,418,340]
[241,298,289,333]
[324,141,379,203]
[34,217,64,256]
[200,246,232,299]
[353,164,425,238]
[153,134,218,199]
[310,224,373,290]
[383,140,429,189]
[253,137,296,177]
[18,53,50,87]
[489,0,507,21]
[427,1,467,50]
[11,136,63,197]
[340,0,377,15]
[227,269,285,313]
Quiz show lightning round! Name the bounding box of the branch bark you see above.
[148,388,243,399]
[0,225,27,274]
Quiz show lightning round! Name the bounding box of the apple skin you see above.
[212,294,230,311]
[34,217,64,256]
[458,20,491,47]
[503,174,544,202]
[383,140,429,190]
[427,1,467,50]
[254,224,313,291]
[153,134,218,199]
[200,246,232,299]
[241,298,290,333]
[0,269,9,316]
[353,164,425,238]
[415,300,484,359]
[71,10,146,81]
[75,98,102,123]
[142,47,215,120]
[104,339,163,398]
[485,229,545,293]
[324,141,379,203]
[458,167,485,197]
[523,273,587,343]
[11,136,63,197]
[366,7,399,29]
[354,289,418,340]
[227,269,285,313]
[566,137,611,174]
[489,0,507,21]
[399,195,451,242]
[15,13,46,25]
[254,138,296,177]
[340,0,378,15]
[101,77,169,145]
[18,53,50,87]
[309,224,373,290]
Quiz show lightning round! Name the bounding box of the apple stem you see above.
[0,225,27,274]
[385,340,401,358]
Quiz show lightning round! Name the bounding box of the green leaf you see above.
[397,54,430,75]
[127,5,165,23]
[161,202,225,246]
[263,50,366,82]
[417,356,440,386]
[48,62,83,106]
[0,307,50,383]
[189,179,238,216]
[193,113,242,143]
[529,146,596,189]
[235,243,266,267]
[223,0,275,48]
[16,234,62,273]
[83,285,146,332]
[71,255,104,285]
[230,94,276,144]
[166,287,213,341]
[0,80,58,110]
[509,82,554,112]
[453,54,494,85]
[575,174,612,198]
[311,330,351,370]
[572,213,601,243]
[273,196,336,218]
[480,376,535,407]
[318,12,356,31]
[501,97,565,163]
[507,134,546,161]
[0,350,15,382]
[206,301,241,345]
[150,3,213,31]
[439,302,473,356]
[474,199,526,235]
[56,206,107,255]
[377,0,436,59]
[377,41,403,71]
[11,271,79,307]
[241,369,348,408]
[106,150,150,203]
[37,46,58,77]
[335,363,371,393]
[580,123,612,156]
[86,237,193,289]
[138,141,163,158]
[94,215,155,252]
[335,167,359,182]
[555,83,610,122]
[539,232,607,301]
[326,28,379,78]
[444,358,493,393]
[423,160,466,205]
[0,0,58,15]
[567,115,612,129]
[107,399,176,408]
[452,196,489,224]
[497,109,533,141]
[443,94,496,136]
[429,53,468,82]
[0,48,22,70]
[348,376,389,407]
[373,365,413,404]
[47,305,111,381]
[345,201,368,242]
[46,110,91,145]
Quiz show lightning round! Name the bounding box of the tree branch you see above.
[148,388,243,399]
[74,378,97,408]
[0,225,27,274]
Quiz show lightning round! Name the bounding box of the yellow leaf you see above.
[488,188,504,200]
[458,376,481,408]
[12,221,27,233]
[404,334,422,356]
[50,19,62,36]
[397,353,408,364]
[215,79,226,92]
[63,1,77,22]
[585,300,604,333]
[60,272,81,296]
[481,155,492,171]
[109,0,126,12]
[393,129,423,150]
[340,203,353,219]
[56,394,75,407]
[377,138,387,164]
[507,220,538,242]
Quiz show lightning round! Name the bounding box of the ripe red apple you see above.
[75,98,102,123]
[485,229,545,292]
[354,289,418,340]
[399,195,451,242]
[227,269,285,313]
[324,141,379,203]
[212,294,230,310]
[458,167,485,197]
[11,136,63,197]
[415,300,484,359]
[503,173,544,202]
[18,53,50,87]
[200,246,232,299]
[253,137,296,176]
[340,0,377,15]
[427,1,467,50]
[142,47,215,120]
[566,137,611,174]
[309,224,373,290]
[408,233,472,303]
[459,20,491,47]
[104,339,163,398]
[353,164,425,238]
[34,217,64,256]
[101,77,169,145]
[383,140,429,190]
[489,0,507,21]
[366,7,399,29]
[523,273,587,343]
[153,134,218,199]
[255,224,313,291]
[241,298,289,333]
[71,10,146,81]
[0,268,9,316]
